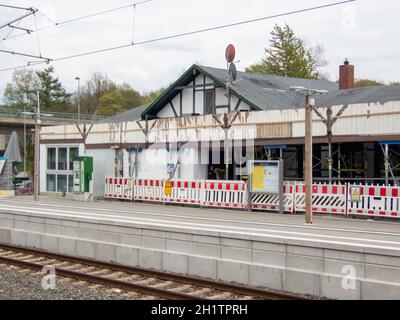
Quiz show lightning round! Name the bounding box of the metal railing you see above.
[0,107,106,123]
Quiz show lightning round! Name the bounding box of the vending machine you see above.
[72,156,93,193]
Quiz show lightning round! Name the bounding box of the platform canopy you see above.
[4,131,22,163]
[379,141,400,145]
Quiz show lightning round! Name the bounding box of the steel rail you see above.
[0,243,307,300]
[0,254,194,300]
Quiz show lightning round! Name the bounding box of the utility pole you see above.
[33,90,41,201]
[75,77,81,122]
[289,86,328,224]
[23,93,28,173]
[21,91,53,201]
[304,94,314,224]
[224,114,229,181]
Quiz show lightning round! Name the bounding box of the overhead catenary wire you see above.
[0,4,35,11]
[38,10,57,25]
[131,4,137,44]
[2,0,154,42]
[0,0,356,72]
[2,18,22,40]
[33,12,42,58]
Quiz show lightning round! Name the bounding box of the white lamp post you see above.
[75,77,81,122]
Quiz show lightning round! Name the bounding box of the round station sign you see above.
[225,44,236,63]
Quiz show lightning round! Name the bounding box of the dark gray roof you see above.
[142,65,339,117]
[203,66,400,109]
[141,65,400,119]
[99,104,149,123]
[316,85,400,107]
[200,66,339,110]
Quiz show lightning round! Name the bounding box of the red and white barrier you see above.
[202,180,247,209]
[347,184,400,218]
[252,183,295,213]
[133,179,164,202]
[164,180,203,205]
[104,177,133,200]
[295,183,346,215]
[104,177,400,219]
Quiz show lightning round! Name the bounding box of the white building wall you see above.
[182,88,194,115]
[135,147,208,180]
[86,148,115,198]
[157,74,234,118]
[157,104,175,118]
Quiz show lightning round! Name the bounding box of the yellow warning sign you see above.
[164,179,172,196]
[251,165,265,191]
[351,187,361,202]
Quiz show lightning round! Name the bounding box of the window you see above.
[204,89,215,115]
[69,148,79,170]
[45,146,79,193]
[47,148,56,170]
[46,174,56,192]
[58,148,68,170]
[57,175,67,192]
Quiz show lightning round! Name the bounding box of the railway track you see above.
[0,243,309,300]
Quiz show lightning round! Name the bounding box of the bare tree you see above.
[75,72,117,115]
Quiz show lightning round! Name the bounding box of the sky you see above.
[0,0,398,98]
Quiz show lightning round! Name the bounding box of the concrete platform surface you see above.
[1,196,400,299]
[0,196,399,253]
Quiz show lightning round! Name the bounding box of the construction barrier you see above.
[164,180,203,205]
[133,179,164,202]
[252,183,295,213]
[347,184,400,218]
[104,177,400,219]
[295,183,347,215]
[104,177,133,200]
[202,180,247,209]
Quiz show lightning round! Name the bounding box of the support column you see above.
[384,144,389,186]
[328,142,333,183]
[326,107,333,184]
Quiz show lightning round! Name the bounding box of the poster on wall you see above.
[249,160,283,194]
[167,163,175,175]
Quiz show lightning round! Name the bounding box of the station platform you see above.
[0,196,399,300]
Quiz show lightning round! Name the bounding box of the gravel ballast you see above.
[0,265,130,300]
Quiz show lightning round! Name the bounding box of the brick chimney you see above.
[339,58,355,89]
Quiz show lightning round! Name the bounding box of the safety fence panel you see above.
[104,177,400,218]
[133,179,164,203]
[252,183,295,213]
[165,180,203,205]
[202,180,247,209]
[294,183,346,215]
[347,184,400,218]
[104,177,133,201]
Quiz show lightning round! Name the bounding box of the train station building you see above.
[39,61,400,198]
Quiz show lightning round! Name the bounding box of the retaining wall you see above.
[0,210,399,300]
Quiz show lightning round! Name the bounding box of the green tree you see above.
[3,69,40,107]
[245,24,327,79]
[354,79,385,88]
[142,87,165,104]
[96,84,144,117]
[36,66,72,112]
